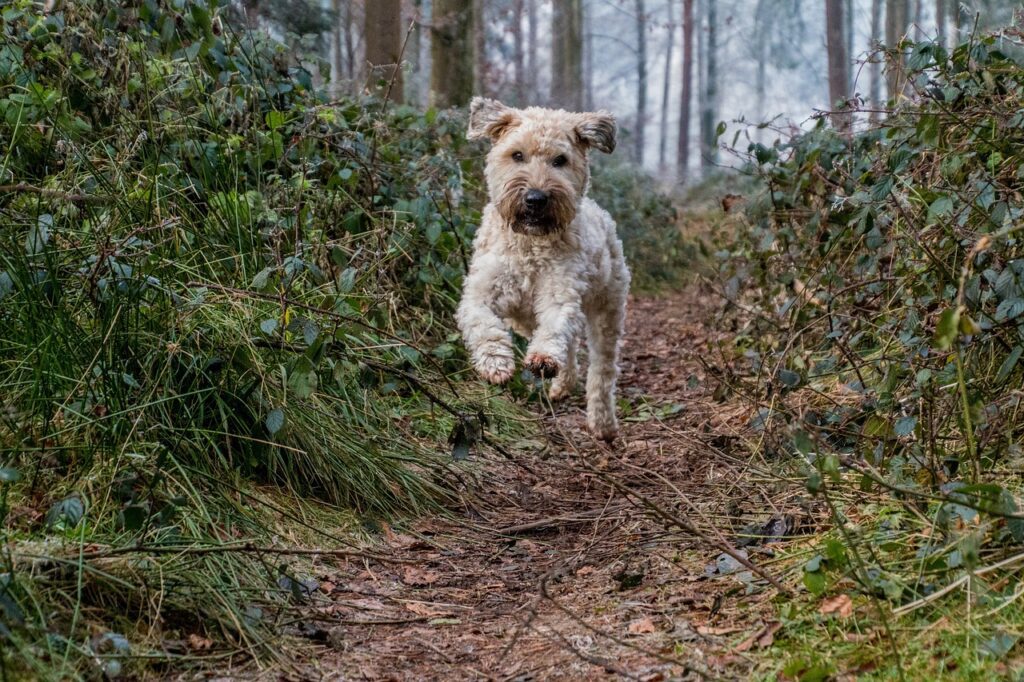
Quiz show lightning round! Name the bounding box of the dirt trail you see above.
[304,290,777,680]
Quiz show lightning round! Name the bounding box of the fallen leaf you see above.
[819,593,854,618]
[319,580,336,594]
[696,624,741,636]
[405,602,451,617]
[734,621,781,652]
[187,633,213,651]
[576,565,596,576]
[628,617,657,634]
[402,566,441,586]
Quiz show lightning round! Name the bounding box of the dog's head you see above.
[467,97,616,236]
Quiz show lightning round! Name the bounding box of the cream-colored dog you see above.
[456,97,630,441]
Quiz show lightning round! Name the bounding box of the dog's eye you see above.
[552,155,568,168]
[511,151,525,163]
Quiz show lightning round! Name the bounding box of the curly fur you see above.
[458,98,631,441]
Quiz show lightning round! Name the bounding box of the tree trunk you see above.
[344,0,357,80]
[430,0,474,108]
[331,0,344,96]
[584,2,594,109]
[408,0,423,105]
[869,0,883,122]
[677,0,694,181]
[753,0,770,143]
[699,0,718,169]
[635,0,647,164]
[658,0,675,170]
[826,0,852,134]
[885,0,909,102]
[936,0,946,49]
[365,0,404,101]
[473,0,487,96]
[527,0,538,102]
[551,0,583,111]
[512,0,525,104]
[846,0,855,88]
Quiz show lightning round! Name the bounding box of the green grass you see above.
[0,1,532,677]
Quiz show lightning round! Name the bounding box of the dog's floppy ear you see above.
[467,97,518,143]
[575,111,617,154]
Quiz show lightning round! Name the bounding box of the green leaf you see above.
[0,467,20,483]
[260,318,279,335]
[997,298,1024,322]
[120,504,149,531]
[251,266,274,290]
[926,195,954,223]
[265,408,285,435]
[803,568,827,595]
[25,214,52,255]
[288,358,318,399]
[997,346,1023,383]
[933,307,960,350]
[778,369,801,388]
[46,495,85,529]
[894,416,917,437]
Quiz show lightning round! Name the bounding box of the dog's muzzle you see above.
[512,189,559,235]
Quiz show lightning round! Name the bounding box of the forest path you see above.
[306,289,777,680]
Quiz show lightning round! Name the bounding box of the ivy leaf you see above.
[0,467,20,483]
[259,318,279,335]
[933,307,960,350]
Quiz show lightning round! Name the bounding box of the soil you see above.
[289,290,787,681]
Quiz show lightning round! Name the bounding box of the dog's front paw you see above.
[476,353,516,385]
[525,352,559,379]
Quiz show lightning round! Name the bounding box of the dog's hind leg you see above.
[585,298,625,442]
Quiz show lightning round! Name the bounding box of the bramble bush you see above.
[0,1,680,677]
[0,0,508,676]
[717,33,1024,676]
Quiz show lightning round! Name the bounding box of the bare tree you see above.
[407,0,424,106]
[365,0,403,101]
[677,0,694,180]
[699,0,718,169]
[511,0,526,104]
[473,0,488,96]
[635,0,648,164]
[658,0,676,170]
[344,0,358,80]
[431,0,474,107]
[551,0,584,110]
[885,0,909,102]
[870,0,883,122]
[331,0,344,95]
[936,0,946,48]
[527,0,538,102]
[826,0,852,134]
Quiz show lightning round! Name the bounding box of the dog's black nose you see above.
[525,189,549,210]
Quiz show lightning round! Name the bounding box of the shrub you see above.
[717,34,1024,673]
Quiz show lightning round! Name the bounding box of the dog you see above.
[456,97,631,442]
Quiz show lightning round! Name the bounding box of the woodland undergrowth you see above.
[0,1,684,678]
[712,30,1024,679]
